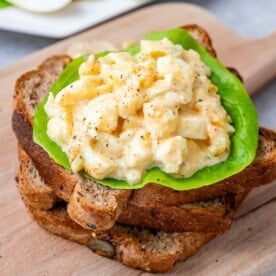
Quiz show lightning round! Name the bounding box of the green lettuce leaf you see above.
[33,28,258,190]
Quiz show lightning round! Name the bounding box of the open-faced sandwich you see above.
[12,25,276,272]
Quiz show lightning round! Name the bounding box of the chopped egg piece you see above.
[143,99,179,139]
[46,38,234,184]
[154,136,188,174]
[177,115,208,140]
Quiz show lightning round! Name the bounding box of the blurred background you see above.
[0,0,275,126]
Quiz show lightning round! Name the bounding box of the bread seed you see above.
[87,223,96,230]
[87,239,115,258]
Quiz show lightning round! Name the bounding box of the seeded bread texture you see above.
[17,146,58,210]
[116,193,247,234]
[16,158,215,273]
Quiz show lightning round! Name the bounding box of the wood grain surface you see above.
[0,3,275,275]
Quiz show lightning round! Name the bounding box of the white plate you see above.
[0,0,151,38]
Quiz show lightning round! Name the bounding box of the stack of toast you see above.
[12,25,276,272]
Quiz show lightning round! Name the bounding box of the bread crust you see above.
[67,181,131,233]
[182,24,217,57]
[17,146,58,210]
[13,110,78,202]
[117,193,246,234]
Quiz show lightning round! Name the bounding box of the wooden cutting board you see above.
[0,3,275,275]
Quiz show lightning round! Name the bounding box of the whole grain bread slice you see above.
[18,145,242,234]
[68,164,249,233]
[17,146,58,210]
[25,204,215,273]
[12,26,276,235]
[116,192,248,234]
[16,159,215,273]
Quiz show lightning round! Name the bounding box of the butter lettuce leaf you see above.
[33,28,258,190]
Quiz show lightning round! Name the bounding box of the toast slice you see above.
[18,145,246,234]
[12,26,276,235]
[16,152,215,273]
[17,146,58,210]
[24,205,215,273]
[68,164,248,233]
[116,192,247,234]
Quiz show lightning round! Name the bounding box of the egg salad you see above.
[45,38,234,184]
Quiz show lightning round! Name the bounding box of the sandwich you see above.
[12,25,276,272]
